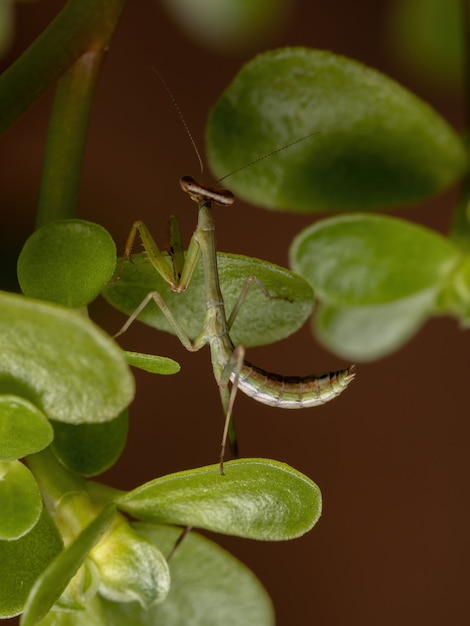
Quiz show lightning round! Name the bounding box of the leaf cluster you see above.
[0,1,468,625]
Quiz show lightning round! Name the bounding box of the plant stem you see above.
[36,51,104,226]
[0,0,127,135]
[27,447,86,506]
[27,448,101,538]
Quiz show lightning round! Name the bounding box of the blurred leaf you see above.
[21,503,116,626]
[0,291,134,424]
[123,351,180,375]
[388,0,463,88]
[17,220,116,308]
[436,254,470,323]
[0,395,53,461]
[207,48,467,211]
[0,460,42,540]
[102,524,275,626]
[51,410,128,477]
[160,0,291,52]
[104,252,314,347]
[314,292,434,361]
[115,458,321,540]
[0,507,63,619]
[290,214,460,306]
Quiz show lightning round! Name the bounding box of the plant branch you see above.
[36,50,104,226]
[0,0,128,135]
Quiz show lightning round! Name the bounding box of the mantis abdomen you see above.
[233,362,355,409]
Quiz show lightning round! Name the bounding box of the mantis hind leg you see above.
[226,275,286,331]
[218,345,245,474]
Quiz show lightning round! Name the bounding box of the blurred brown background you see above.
[1,1,468,625]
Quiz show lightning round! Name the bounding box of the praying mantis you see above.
[114,173,354,474]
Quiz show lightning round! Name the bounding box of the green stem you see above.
[36,51,104,226]
[0,0,127,135]
[27,448,99,538]
[27,447,86,505]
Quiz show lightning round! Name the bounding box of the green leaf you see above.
[20,503,116,626]
[0,507,63,619]
[103,252,314,348]
[290,214,460,306]
[314,293,434,361]
[0,460,43,540]
[101,524,275,626]
[0,395,53,461]
[115,458,321,540]
[206,47,467,212]
[33,595,107,626]
[17,220,116,308]
[123,351,180,375]
[90,515,170,608]
[51,410,128,477]
[160,0,289,51]
[0,291,134,424]
[388,0,463,87]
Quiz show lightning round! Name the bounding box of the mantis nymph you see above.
[114,174,354,473]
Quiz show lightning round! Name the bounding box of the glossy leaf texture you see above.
[51,410,129,477]
[123,351,181,375]
[206,47,466,212]
[103,252,314,348]
[101,524,274,626]
[0,395,53,461]
[20,503,116,626]
[290,214,461,359]
[17,220,116,308]
[115,458,321,540]
[0,291,134,424]
[0,507,63,618]
[0,460,42,540]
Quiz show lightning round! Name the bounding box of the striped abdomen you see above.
[233,362,355,408]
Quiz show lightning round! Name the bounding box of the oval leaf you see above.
[0,507,63,619]
[51,410,128,477]
[0,395,53,461]
[123,351,180,375]
[102,524,274,626]
[103,252,313,348]
[21,503,116,626]
[314,293,434,362]
[290,214,460,305]
[115,458,321,540]
[206,48,467,211]
[0,291,134,424]
[161,0,289,51]
[17,220,116,308]
[0,460,42,540]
